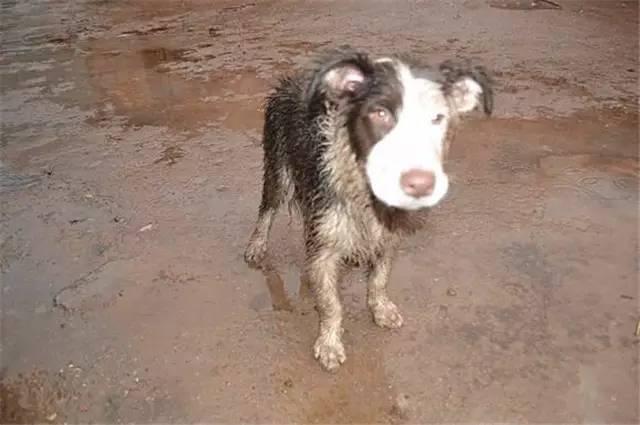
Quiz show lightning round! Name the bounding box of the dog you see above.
[244,46,493,371]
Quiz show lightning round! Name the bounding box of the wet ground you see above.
[1,0,638,423]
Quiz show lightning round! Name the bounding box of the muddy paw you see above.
[371,300,404,329]
[313,337,346,372]
[243,240,266,268]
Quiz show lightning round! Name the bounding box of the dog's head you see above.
[307,46,493,210]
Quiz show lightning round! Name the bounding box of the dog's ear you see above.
[439,59,494,116]
[306,46,373,104]
[323,64,366,96]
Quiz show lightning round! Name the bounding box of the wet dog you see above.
[244,46,493,371]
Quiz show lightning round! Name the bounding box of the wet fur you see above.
[244,46,493,371]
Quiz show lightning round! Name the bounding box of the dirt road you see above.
[1,0,638,423]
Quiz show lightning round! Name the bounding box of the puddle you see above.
[539,154,638,178]
[82,42,269,131]
[538,153,638,203]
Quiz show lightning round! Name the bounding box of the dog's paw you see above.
[243,240,266,268]
[313,336,346,372]
[371,300,404,329]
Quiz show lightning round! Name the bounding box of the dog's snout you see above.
[400,169,435,198]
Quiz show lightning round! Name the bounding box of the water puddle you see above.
[538,153,638,203]
[82,41,268,131]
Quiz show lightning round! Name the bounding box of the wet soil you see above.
[1,0,638,423]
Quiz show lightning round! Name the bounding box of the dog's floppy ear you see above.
[305,45,373,104]
[439,59,494,116]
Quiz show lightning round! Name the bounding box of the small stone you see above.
[46,412,57,421]
[283,378,293,388]
[446,288,457,296]
[139,224,153,232]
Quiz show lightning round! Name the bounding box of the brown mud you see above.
[1,0,638,423]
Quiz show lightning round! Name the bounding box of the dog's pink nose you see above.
[400,169,435,198]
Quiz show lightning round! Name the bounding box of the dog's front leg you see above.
[367,250,404,329]
[305,248,346,372]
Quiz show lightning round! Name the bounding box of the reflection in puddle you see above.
[248,256,316,313]
[262,266,294,312]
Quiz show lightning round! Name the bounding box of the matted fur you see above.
[244,46,493,371]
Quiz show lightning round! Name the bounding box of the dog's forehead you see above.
[414,78,448,108]
[370,57,448,112]
[375,57,438,80]
[397,64,448,111]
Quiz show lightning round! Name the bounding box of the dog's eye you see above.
[432,113,445,125]
[370,107,393,125]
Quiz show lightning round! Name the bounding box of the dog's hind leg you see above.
[244,155,287,268]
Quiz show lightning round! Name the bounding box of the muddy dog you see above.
[244,46,493,371]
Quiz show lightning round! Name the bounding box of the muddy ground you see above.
[1,0,638,423]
